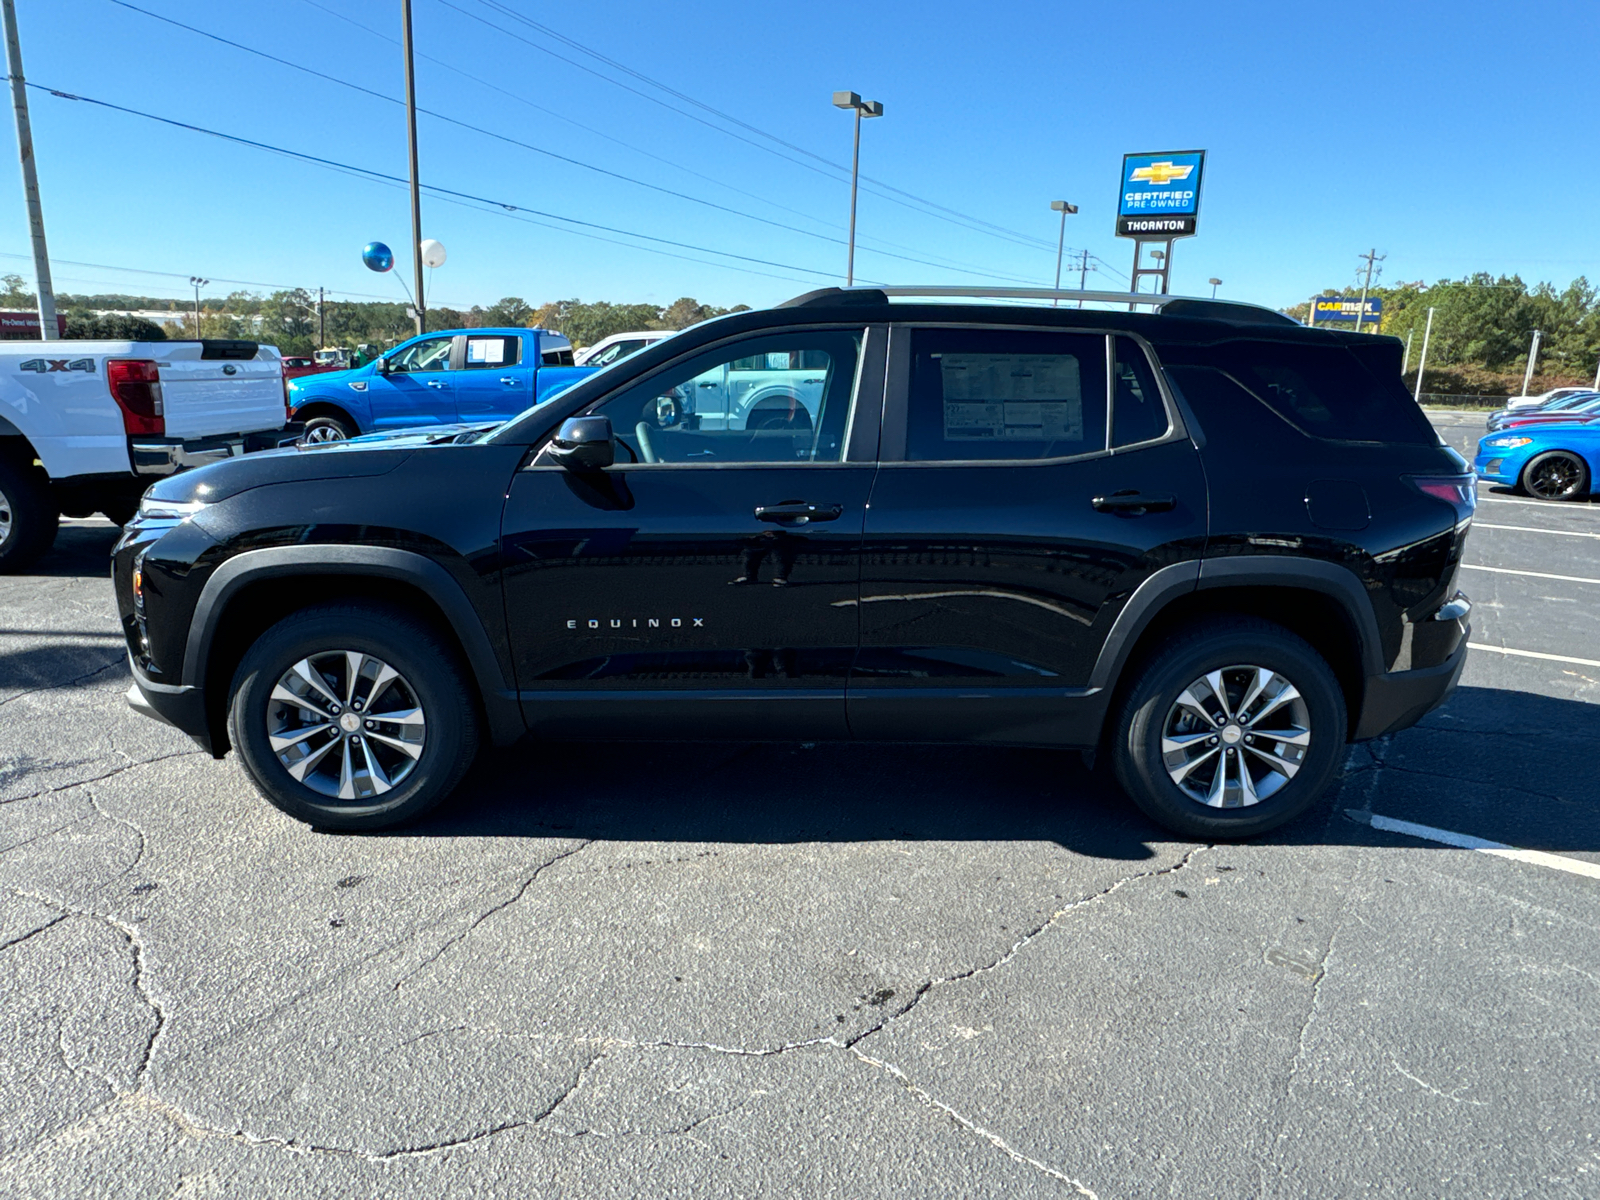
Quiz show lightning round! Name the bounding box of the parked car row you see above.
[1475,387,1600,501]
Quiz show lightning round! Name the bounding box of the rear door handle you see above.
[1092,490,1176,515]
[754,502,844,524]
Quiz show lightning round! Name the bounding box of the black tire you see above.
[301,414,356,444]
[1108,617,1347,839]
[0,454,59,573]
[227,602,480,830]
[1519,450,1589,501]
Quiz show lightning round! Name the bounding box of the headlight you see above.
[135,495,207,522]
[1482,436,1533,449]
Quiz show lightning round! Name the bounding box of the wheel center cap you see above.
[338,712,362,733]
[1220,723,1243,745]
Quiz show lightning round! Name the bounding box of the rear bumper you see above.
[1353,633,1468,741]
[125,654,218,755]
[131,425,303,476]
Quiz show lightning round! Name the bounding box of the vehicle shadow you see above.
[10,522,124,579]
[399,685,1600,859]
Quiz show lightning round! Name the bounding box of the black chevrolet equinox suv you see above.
[114,287,1474,837]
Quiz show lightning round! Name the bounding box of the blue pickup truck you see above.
[288,328,594,441]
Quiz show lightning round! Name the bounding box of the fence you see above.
[1416,393,1512,410]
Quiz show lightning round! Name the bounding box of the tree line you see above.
[0,275,746,354]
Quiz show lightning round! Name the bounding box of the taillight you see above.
[107,359,164,436]
[282,360,292,421]
[1407,474,1476,523]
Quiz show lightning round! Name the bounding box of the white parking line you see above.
[1467,643,1600,668]
[1477,494,1600,512]
[1459,563,1600,586]
[1474,522,1600,540]
[1349,811,1600,881]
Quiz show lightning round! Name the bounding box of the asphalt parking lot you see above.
[2,411,1597,1198]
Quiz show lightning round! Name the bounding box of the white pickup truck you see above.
[0,337,293,570]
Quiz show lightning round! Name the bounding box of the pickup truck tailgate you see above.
[158,341,284,439]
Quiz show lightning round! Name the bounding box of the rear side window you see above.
[906,328,1108,461]
[1210,341,1435,444]
[465,335,520,369]
[1112,337,1170,448]
[542,348,576,366]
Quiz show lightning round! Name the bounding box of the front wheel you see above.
[301,414,356,444]
[1109,617,1347,839]
[1520,450,1589,501]
[228,603,479,830]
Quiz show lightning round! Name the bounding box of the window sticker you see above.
[938,354,1083,441]
[468,338,507,364]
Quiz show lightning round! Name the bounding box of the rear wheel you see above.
[1109,617,1347,839]
[0,454,59,573]
[228,603,479,830]
[302,414,356,444]
[1520,450,1589,501]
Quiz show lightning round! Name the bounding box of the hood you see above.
[143,440,414,505]
[338,422,501,447]
[289,364,370,395]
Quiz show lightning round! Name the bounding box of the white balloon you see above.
[419,239,447,268]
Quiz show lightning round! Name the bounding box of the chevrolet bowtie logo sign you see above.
[1129,161,1194,186]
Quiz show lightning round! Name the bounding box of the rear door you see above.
[454,333,530,423]
[501,324,884,742]
[157,341,285,437]
[850,326,1207,746]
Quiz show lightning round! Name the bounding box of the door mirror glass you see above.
[546,415,615,471]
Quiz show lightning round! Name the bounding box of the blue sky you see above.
[2,0,1596,314]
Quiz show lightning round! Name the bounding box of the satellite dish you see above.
[361,242,394,272]
[420,239,447,269]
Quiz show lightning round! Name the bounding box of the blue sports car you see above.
[1475,422,1600,500]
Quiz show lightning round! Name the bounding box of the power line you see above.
[107,0,1048,286]
[26,80,859,286]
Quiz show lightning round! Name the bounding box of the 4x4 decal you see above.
[19,357,95,374]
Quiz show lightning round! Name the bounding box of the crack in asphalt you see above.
[0,656,125,710]
[0,750,206,807]
[392,839,596,991]
[0,911,67,952]
[86,789,148,878]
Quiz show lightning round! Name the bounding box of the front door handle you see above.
[754,502,843,524]
[698,381,718,389]
[1092,490,1177,515]
[500,376,518,385]
[426,379,447,389]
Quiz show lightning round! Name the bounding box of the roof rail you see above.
[778,286,1297,326]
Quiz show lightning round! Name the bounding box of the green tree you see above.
[0,273,34,308]
[482,296,534,326]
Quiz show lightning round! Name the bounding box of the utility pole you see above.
[1077,249,1090,309]
[1520,329,1542,398]
[2,0,55,340]
[189,276,208,335]
[1412,307,1434,405]
[1049,200,1077,306]
[401,0,425,335]
[317,286,325,349]
[1353,248,1384,333]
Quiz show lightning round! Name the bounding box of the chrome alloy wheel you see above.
[266,651,426,801]
[302,423,348,444]
[0,483,12,546]
[1160,665,1311,808]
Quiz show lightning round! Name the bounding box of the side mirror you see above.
[375,356,391,374]
[546,415,614,471]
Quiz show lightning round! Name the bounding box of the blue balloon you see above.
[361,241,394,273]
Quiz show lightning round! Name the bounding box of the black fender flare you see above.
[1087,556,1385,692]
[183,545,524,745]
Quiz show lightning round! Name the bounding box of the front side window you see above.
[582,329,861,465]
[906,328,1108,461]
[387,336,453,373]
[464,335,520,369]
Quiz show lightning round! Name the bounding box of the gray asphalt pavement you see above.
[3,418,1598,1198]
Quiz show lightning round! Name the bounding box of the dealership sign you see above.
[1313,296,1382,322]
[1116,151,1205,237]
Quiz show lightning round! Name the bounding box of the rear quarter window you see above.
[1158,339,1435,445]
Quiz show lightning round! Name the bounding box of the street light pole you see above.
[1520,329,1542,398]
[1208,277,1222,298]
[1049,200,1077,306]
[401,0,425,334]
[189,276,208,335]
[1413,307,1435,405]
[832,91,882,287]
[2,0,55,340]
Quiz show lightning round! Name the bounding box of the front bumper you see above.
[131,425,304,476]
[125,653,218,756]
[1353,630,1469,741]
[1473,450,1523,487]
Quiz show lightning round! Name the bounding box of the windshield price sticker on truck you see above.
[939,353,1083,441]
[1116,150,1206,238]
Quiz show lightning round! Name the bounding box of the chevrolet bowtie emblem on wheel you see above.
[566,617,706,630]
[1129,161,1194,186]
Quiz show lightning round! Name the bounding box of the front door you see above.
[455,333,531,423]
[851,327,1208,746]
[501,325,882,741]
[369,334,457,430]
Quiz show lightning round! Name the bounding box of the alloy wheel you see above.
[1525,453,1584,500]
[266,650,426,800]
[0,483,11,546]
[302,424,348,444]
[1160,665,1311,808]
